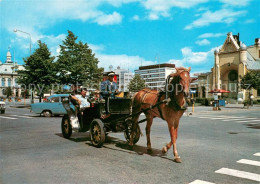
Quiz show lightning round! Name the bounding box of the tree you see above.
[240,71,260,90]
[56,31,102,90]
[17,40,57,102]
[240,71,260,105]
[6,87,12,98]
[128,74,146,92]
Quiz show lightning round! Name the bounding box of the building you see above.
[196,32,260,101]
[135,63,176,89]
[0,49,24,97]
[194,72,212,98]
[105,65,133,92]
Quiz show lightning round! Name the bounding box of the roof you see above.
[246,52,260,71]
[139,63,175,70]
[48,94,70,98]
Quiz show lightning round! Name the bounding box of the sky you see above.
[0,0,259,75]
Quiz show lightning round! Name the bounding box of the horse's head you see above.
[167,67,191,97]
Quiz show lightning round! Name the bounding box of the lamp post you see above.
[13,29,31,55]
[13,29,33,103]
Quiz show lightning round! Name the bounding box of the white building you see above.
[0,49,24,97]
[135,63,176,89]
[107,66,133,92]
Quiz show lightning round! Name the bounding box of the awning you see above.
[209,89,230,93]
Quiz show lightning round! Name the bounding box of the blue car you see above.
[31,94,73,117]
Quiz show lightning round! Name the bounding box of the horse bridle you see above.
[165,70,190,105]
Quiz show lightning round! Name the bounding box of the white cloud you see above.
[244,19,255,24]
[198,33,225,38]
[219,0,251,6]
[132,15,140,21]
[96,54,154,71]
[185,9,246,29]
[142,0,208,20]
[94,12,123,25]
[196,39,210,45]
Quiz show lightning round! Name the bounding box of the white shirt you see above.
[75,95,90,109]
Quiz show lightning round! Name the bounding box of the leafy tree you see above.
[6,87,12,98]
[128,74,146,92]
[240,71,260,105]
[56,31,102,90]
[240,71,260,90]
[17,40,57,102]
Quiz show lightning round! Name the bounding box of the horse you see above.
[129,67,192,163]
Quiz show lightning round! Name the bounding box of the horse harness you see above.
[139,89,166,120]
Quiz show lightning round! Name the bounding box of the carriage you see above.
[61,96,142,147]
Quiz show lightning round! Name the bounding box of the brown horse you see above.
[129,67,192,163]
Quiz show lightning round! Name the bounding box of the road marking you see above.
[237,159,260,167]
[0,116,17,120]
[189,180,215,184]
[222,119,243,121]
[254,153,260,157]
[215,168,260,182]
[10,115,33,119]
[238,121,259,123]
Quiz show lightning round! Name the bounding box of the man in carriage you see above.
[100,72,119,115]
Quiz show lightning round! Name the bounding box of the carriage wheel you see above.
[124,119,141,144]
[61,115,72,139]
[90,119,105,147]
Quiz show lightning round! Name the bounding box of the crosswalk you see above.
[189,153,260,183]
[0,114,35,120]
[190,114,260,124]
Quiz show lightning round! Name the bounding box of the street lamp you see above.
[13,29,31,55]
[14,29,33,103]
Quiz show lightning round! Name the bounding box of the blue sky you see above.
[0,0,259,75]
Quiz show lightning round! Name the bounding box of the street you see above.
[0,106,260,184]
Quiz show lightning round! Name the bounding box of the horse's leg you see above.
[166,122,181,163]
[145,113,153,153]
[161,123,174,154]
[129,112,140,147]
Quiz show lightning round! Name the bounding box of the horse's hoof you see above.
[174,157,182,163]
[147,148,153,154]
[162,146,167,154]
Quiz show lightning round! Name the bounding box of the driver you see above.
[100,72,118,115]
[100,72,118,98]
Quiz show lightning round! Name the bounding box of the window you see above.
[1,78,5,87]
[50,97,59,103]
[8,78,11,87]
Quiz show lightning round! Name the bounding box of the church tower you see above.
[6,48,12,63]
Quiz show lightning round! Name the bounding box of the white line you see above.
[0,116,17,120]
[215,168,260,182]
[254,153,260,157]
[222,119,242,121]
[23,114,34,116]
[237,159,260,167]
[189,180,215,184]
[10,115,33,119]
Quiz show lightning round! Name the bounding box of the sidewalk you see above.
[186,105,260,115]
[5,99,40,108]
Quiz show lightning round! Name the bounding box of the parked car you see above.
[0,101,6,114]
[30,94,73,117]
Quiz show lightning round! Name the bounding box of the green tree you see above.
[17,40,56,102]
[240,71,260,105]
[240,71,260,90]
[128,74,146,92]
[56,31,102,90]
[6,87,12,98]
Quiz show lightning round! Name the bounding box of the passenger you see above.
[75,87,90,112]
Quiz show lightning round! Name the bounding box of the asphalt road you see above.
[0,106,260,184]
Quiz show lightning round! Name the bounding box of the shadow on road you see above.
[56,133,175,162]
